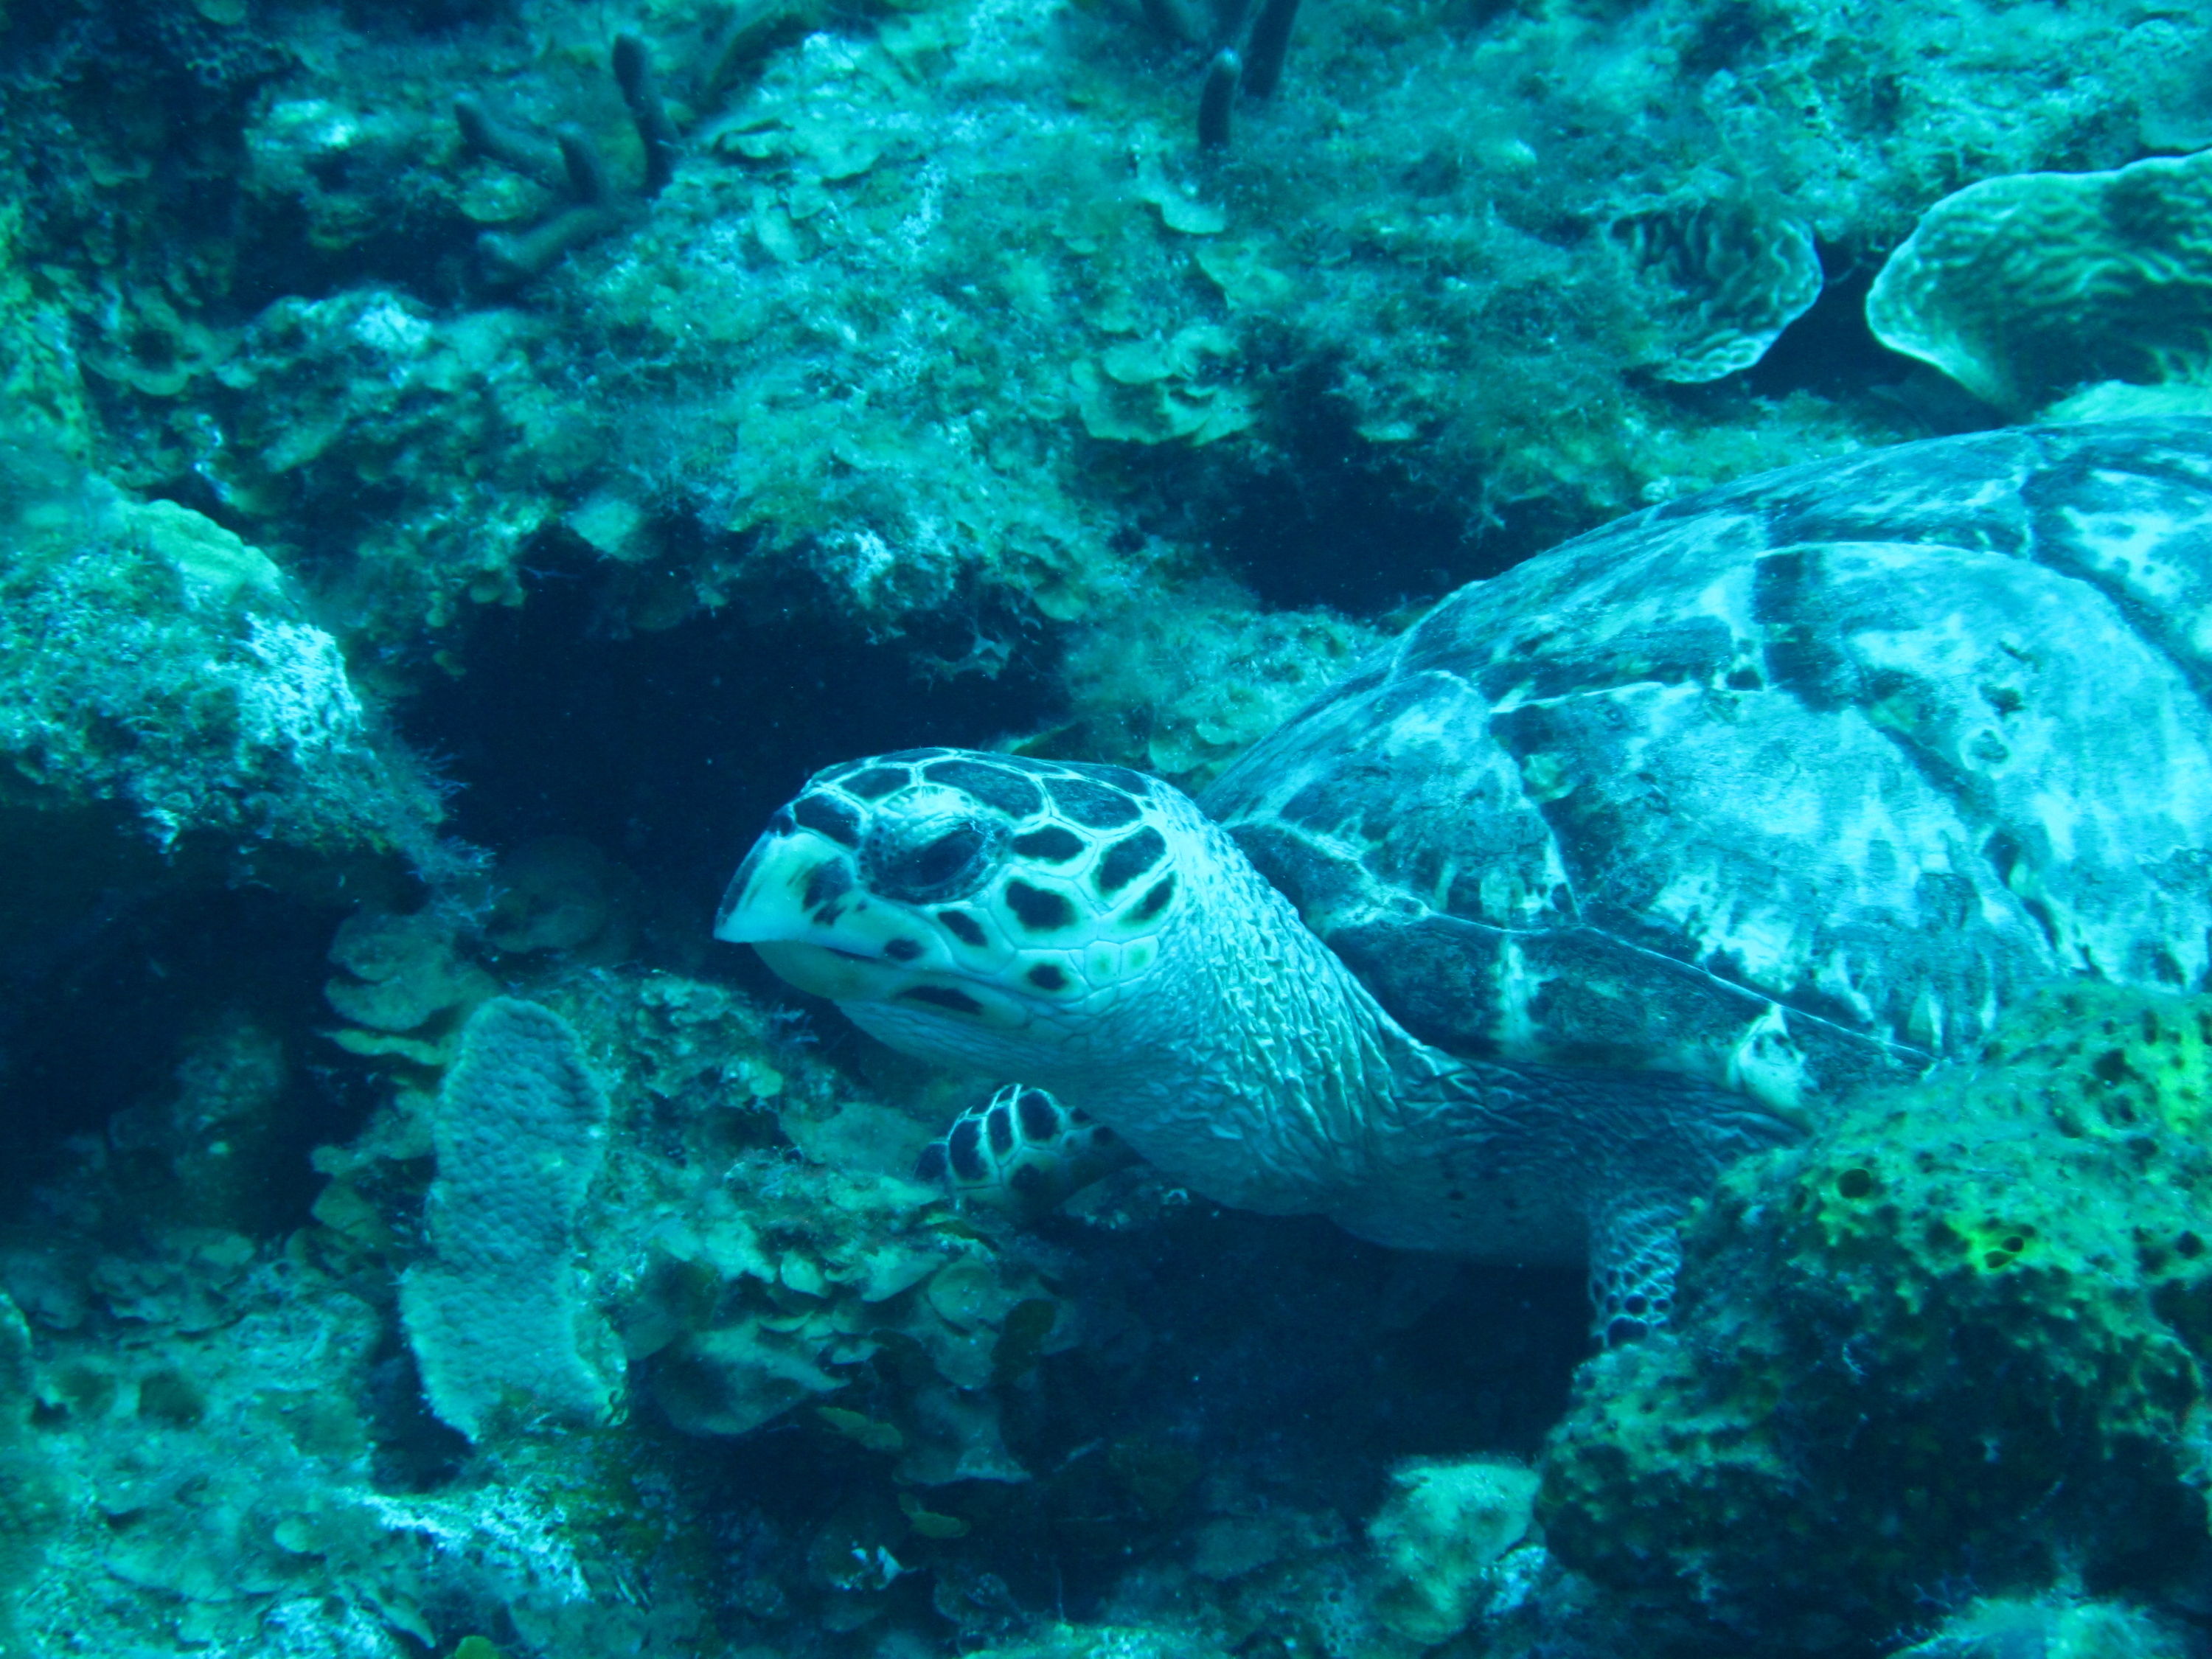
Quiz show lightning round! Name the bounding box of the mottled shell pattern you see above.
[1204,418,2212,1119]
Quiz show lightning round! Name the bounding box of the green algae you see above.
[1542,983,2212,1655]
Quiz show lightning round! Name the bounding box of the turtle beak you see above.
[712,827,827,945]
[750,938,905,1003]
[714,827,897,995]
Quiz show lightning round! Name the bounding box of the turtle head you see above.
[716,748,1191,1069]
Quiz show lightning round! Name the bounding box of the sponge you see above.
[400,997,620,1439]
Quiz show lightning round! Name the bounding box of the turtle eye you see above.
[866,815,1001,904]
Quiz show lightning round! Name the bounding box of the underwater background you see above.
[4,0,2212,1652]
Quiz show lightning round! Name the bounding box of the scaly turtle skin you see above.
[717,418,2212,1337]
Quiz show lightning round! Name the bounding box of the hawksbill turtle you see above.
[716,418,2212,1338]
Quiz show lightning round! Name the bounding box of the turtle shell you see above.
[1203,417,2212,1116]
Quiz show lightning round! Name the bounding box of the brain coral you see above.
[1867,150,2212,415]
[1540,984,2212,1655]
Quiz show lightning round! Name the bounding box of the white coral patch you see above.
[239,617,366,754]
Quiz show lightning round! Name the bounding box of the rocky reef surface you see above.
[4,0,2212,1652]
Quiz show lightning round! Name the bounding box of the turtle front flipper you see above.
[916,1084,1138,1217]
[1582,1086,1806,1343]
[1587,1192,1691,1346]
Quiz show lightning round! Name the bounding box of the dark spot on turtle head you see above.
[1015,1088,1058,1140]
[1133,874,1175,921]
[1088,1124,1117,1147]
[947,1118,986,1181]
[882,937,923,963]
[1046,776,1141,830]
[1012,826,1086,863]
[915,1142,950,1183]
[802,859,855,912]
[1096,827,1166,896]
[1725,667,1762,691]
[987,1102,1014,1157]
[1026,962,1070,992]
[768,808,797,836]
[793,792,863,848]
[900,985,985,1016]
[1010,1164,1047,1197]
[939,909,987,947]
[1006,880,1077,933]
[925,759,1045,819]
[845,766,910,801]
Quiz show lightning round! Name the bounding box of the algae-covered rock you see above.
[1366,1455,1540,1646]
[200,289,577,647]
[1056,588,1385,790]
[1868,150,2212,415]
[1541,983,2212,1655]
[0,442,442,863]
[0,1295,65,1653]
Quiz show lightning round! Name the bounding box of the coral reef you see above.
[1540,983,2212,1655]
[3,0,2211,1652]
[14,0,2180,674]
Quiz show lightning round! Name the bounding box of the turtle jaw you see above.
[715,823,1047,1034]
[749,938,1038,1031]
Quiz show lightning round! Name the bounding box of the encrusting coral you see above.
[1541,983,2212,1655]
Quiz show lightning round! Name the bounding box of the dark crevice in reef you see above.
[1742,251,1899,402]
[0,869,366,1224]
[403,548,1065,947]
[1196,398,1499,618]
